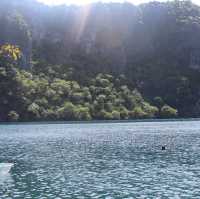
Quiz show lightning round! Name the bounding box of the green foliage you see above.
[74,106,91,121]
[51,79,71,97]
[71,92,84,104]
[0,45,164,121]
[119,107,129,120]
[142,102,159,118]
[27,103,41,119]
[160,105,178,118]
[57,102,76,120]
[153,97,165,109]
[130,107,147,119]
[0,44,21,61]
[111,110,121,120]
[7,111,19,122]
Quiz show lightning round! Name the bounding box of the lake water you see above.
[0,121,200,198]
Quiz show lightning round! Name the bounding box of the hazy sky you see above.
[36,0,200,6]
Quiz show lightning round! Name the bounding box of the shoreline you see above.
[0,118,200,125]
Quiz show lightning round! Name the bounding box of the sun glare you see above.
[36,0,200,6]
[37,0,97,5]
[36,0,155,6]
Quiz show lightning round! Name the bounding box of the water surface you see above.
[0,121,200,198]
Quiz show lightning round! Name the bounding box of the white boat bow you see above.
[0,163,14,175]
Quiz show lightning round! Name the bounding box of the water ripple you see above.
[0,121,200,198]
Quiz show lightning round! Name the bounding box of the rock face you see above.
[0,2,32,68]
[1,0,200,74]
[190,49,200,70]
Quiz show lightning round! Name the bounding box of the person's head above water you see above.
[161,146,166,150]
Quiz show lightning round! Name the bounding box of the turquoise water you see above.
[0,121,200,198]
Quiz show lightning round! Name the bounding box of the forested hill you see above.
[0,0,200,121]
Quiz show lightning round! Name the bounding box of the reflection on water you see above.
[0,121,200,198]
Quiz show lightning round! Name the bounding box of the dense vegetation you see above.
[1,0,200,121]
[0,44,177,121]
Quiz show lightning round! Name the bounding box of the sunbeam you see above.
[36,0,200,6]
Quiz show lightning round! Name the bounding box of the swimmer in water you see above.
[161,146,166,150]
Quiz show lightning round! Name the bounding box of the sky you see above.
[36,0,200,6]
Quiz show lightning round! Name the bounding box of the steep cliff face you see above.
[33,1,200,75]
[1,0,200,73]
[0,1,32,68]
[31,3,140,74]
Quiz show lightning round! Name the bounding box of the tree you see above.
[142,102,159,118]
[71,92,84,104]
[153,96,164,109]
[0,44,24,121]
[161,105,178,118]
[130,107,147,119]
[119,106,129,119]
[111,110,121,120]
[74,106,91,120]
[7,111,19,122]
[57,102,76,120]
[27,103,40,120]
